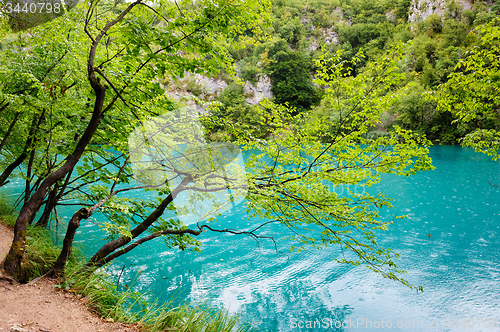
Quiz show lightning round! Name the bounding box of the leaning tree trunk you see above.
[50,208,90,275]
[0,113,42,187]
[0,152,28,187]
[36,169,73,228]
[35,183,60,228]
[3,81,106,281]
[24,145,36,204]
[0,111,20,155]
[28,207,89,283]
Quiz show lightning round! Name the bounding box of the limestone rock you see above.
[408,0,473,23]
[243,75,273,105]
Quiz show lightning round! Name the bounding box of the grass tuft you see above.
[63,261,257,331]
[0,195,17,227]
[23,226,60,281]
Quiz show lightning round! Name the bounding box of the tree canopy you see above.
[1,0,272,281]
[437,19,500,159]
[0,0,435,294]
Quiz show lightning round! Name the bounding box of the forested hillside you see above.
[189,0,498,144]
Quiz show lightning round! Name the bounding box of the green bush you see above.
[23,226,60,281]
[269,50,321,114]
[211,84,269,138]
[241,61,261,84]
[426,13,443,34]
[185,77,205,97]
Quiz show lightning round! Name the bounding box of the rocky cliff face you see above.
[408,0,473,22]
[244,75,273,105]
[191,73,228,97]
[163,73,227,113]
[164,72,273,112]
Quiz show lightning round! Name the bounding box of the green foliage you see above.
[238,0,498,137]
[269,50,322,113]
[426,14,443,34]
[185,77,206,97]
[392,82,438,138]
[437,19,500,157]
[311,44,404,139]
[339,23,383,49]
[23,226,60,281]
[394,0,412,21]
[209,83,269,138]
[0,10,91,189]
[241,61,262,84]
[207,42,434,291]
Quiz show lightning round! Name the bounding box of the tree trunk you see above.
[51,208,89,274]
[0,152,28,187]
[37,169,74,228]
[24,146,36,204]
[35,184,60,228]
[92,228,203,270]
[0,112,44,187]
[0,111,20,155]
[3,82,106,281]
[0,118,34,187]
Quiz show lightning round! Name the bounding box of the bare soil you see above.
[0,223,141,332]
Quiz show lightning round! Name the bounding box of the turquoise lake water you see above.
[2,145,500,331]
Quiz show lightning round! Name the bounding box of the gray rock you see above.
[9,324,29,332]
[408,0,473,23]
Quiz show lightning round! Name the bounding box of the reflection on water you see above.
[1,146,500,331]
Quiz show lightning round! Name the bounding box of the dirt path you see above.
[0,223,140,332]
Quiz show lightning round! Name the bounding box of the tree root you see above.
[1,284,12,291]
[27,269,56,285]
[0,276,17,284]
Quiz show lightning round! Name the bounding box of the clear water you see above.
[2,145,500,331]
